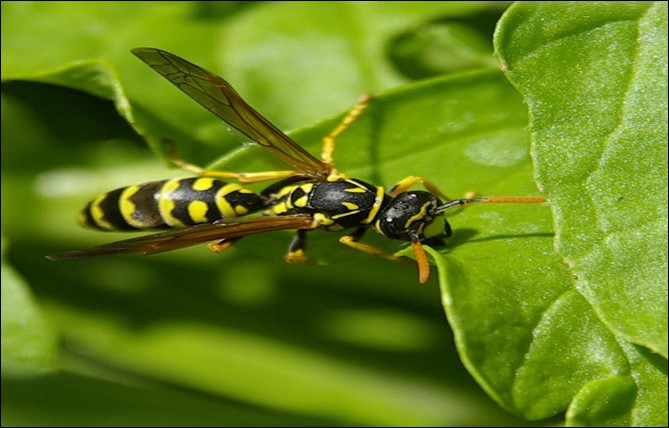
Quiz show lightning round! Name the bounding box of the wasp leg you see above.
[338,227,404,263]
[285,229,309,263]
[164,139,297,184]
[387,176,449,199]
[321,94,373,172]
[409,235,431,284]
[207,238,240,253]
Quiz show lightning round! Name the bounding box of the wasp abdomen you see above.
[80,177,265,231]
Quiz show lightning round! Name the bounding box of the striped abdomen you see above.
[80,177,266,231]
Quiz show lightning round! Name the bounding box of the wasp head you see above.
[375,191,452,243]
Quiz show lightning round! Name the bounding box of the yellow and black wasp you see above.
[49,48,545,283]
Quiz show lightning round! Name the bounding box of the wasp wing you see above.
[47,215,314,260]
[132,48,328,179]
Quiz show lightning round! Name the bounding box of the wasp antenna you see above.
[410,235,431,284]
[435,196,545,213]
[474,196,546,204]
[434,198,476,213]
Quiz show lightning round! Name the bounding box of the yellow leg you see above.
[207,238,238,253]
[341,228,433,284]
[321,94,373,171]
[285,230,309,263]
[410,238,431,284]
[340,233,434,284]
[387,176,448,199]
[338,227,403,263]
[164,139,297,184]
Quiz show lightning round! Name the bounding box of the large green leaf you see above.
[494,1,667,426]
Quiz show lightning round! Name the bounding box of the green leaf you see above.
[387,8,506,79]
[566,376,636,427]
[495,1,668,426]
[1,239,59,377]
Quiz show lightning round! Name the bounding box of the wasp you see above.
[48,48,545,283]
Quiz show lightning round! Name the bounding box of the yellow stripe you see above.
[270,183,312,214]
[159,179,186,228]
[188,200,209,223]
[274,185,295,198]
[374,219,384,235]
[404,201,431,231]
[344,187,366,193]
[91,194,113,229]
[343,179,368,193]
[341,202,359,210]
[294,195,309,208]
[299,183,314,194]
[332,212,357,220]
[215,183,244,218]
[272,202,289,215]
[161,179,181,194]
[313,213,334,226]
[361,186,385,225]
[235,205,250,216]
[192,177,215,191]
[120,185,142,228]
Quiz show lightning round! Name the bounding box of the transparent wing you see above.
[132,47,328,179]
[47,215,314,260]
